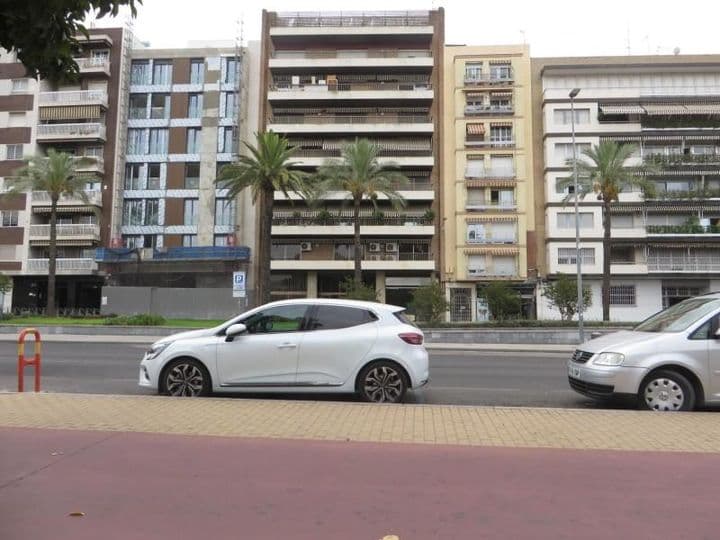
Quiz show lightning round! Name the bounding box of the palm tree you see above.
[10,149,93,316]
[316,139,409,286]
[559,140,654,321]
[215,131,309,304]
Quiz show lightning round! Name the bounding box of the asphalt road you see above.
[0,340,614,408]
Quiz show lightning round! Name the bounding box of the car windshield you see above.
[634,297,720,333]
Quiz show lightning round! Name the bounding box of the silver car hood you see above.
[580,330,675,353]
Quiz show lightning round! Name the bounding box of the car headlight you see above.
[593,352,625,366]
[146,342,171,360]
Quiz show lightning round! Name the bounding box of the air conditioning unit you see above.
[291,75,300,85]
[300,242,312,252]
[369,242,381,252]
[468,267,486,276]
[385,242,398,252]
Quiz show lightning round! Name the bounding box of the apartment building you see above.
[442,45,536,321]
[260,10,444,305]
[0,27,130,313]
[533,55,720,321]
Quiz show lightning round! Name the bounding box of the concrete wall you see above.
[101,286,250,319]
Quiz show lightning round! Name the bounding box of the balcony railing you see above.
[272,49,432,59]
[292,148,432,158]
[29,224,100,238]
[273,211,434,226]
[464,73,514,85]
[644,153,720,166]
[465,139,515,148]
[465,104,514,115]
[271,82,431,92]
[273,12,432,27]
[465,201,517,211]
[647,224,720,234]
[273,247,432,261]
[36,123,106,140]
[27,258,97,273]
[465,168,516,180]
[467,267,518,277]
[95,246,251,262]
[648,256,720,272]
[75,56,110,73]
[467,237,517,245]
[269,114,431,124]
[649,189,720,201]
[32,190,102,207]
[38,90,108,106]
[73,156,104,173]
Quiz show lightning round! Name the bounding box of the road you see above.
[0,340,610,408]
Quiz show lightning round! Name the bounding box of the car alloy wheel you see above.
[642,371,694,412]
[165,361,207,397]
[362,364,405,403]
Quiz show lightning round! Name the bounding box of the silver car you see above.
[568,293,720,411]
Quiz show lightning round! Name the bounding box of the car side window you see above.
[689,315,717,340]
[242,305,308,334]
[308,305,377,331]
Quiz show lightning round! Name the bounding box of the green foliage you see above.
[542,274,593,322]
[422,209,435,223]
[0,1,140,81]
[409,280,450,325]
[370,209,385,224]
[314,209,333,225]
[479,282,522,321]
[338,276,378,302]
[0,273,12,294]
[104,313,166,326]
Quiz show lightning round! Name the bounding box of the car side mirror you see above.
[225,323,247,342]
[714,327,720,339]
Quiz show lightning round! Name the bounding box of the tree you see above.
[0,1,140,81]
[559,141,654,321]
[338,276,378,302]
[316,139,408,286]
[409,280,449,325]
[9,149,93,316]
[216,132,310,304]
[479,282,522,321]
[542,274,592,321]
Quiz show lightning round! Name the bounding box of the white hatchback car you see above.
[139,298,429,403]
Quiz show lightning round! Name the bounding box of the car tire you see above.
[639,370,695,412]
[357,361,408,404]
[160,358,211,397]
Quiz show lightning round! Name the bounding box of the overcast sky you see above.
[93,0,720,57]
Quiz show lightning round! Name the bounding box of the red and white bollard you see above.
[17,328,41,392]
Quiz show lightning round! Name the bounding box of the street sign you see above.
[232,271,246,298]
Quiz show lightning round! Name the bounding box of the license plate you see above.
[568,365,581,378]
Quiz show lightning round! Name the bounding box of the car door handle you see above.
[277,343,297,349]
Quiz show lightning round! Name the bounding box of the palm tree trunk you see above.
[258,186,274,305]
[47,196,58,317]
[353,197,362,285]
[602,200,612,321]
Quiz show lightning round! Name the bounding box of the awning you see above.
[32,206,95,214]
[488,60,511,65]
[602,135,641,143]
[466,215,517,223]
[466,123,485,135]
[466,179,517,188]
[466,92,486,99]
[463,246,519,255]
[599,104,645,115]
[490,91,513,98]
[682,104,720,115]
[39,105,101,120]
[490,121,513,127]
[643,104,690,115]
[30,239,96,247]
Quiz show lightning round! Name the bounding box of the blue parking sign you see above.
[233,271,246,297]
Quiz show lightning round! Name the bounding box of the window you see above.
[90,49,109,62]
[689,318,714,340]
[557,212,593,229]
[85,146,103,157]
[214,198,236,226]
[467,223,486,243]
[183,199,199,225]
[144,199,159,225]
[77,215,96,225]
[127,128,147,155]
[190,59,204,84]
[152,60,172,85]
[223,57,238,84]
[307,305,377,331]
[150,94,169,119]
[130,60,150,85]
[465,157,485,178]
[611,246,635,264]
[610,285,636,306]
[8,112,25,127]
[218,127,236,153]
[554,108,591,125]
[271,243,301,260]
[222,92,237,118]
[241,304,309,334]
[613,214,635,229]
[11,79,28,93]
[490,64,512,80]
[123,235,142,249]
[489,155,514,176]
[0,245,16,260]
[491,222,516,242]
[123,200,144,225]
[184,163,200,189]
[464,62,482,80]
[214,234,229,247]
[124,163,143,190]
[188,93,203,118]
[1,211,19,227]
[148,128,168,154]
[129,94,148,118]
[467,254,486,274]
[557,247,595,265]
[334,244,358,260]
[490,125,512,142]
[147,164,161,189]
[186,128,201,153]
[555,142,592,160]
[493,255,517,276]
[6,144,23,160]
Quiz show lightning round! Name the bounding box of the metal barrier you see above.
[17,328,41,392]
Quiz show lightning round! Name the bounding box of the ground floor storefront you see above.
[445,281,537,322]
[9,275,103,315]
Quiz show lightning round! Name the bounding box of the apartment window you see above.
[611,246,636,264]
[218,127,236,153]
[557,247,595,265]
[77,215,97,225]
[123,235,142,249]
[85,146,103,157]
[554,108,591,125]
[214,198,236,226]
[6,144,23,160]
[123,200,144,226]
[0,245,16,260]
[148,128,168,154]
[490,125,512,142]
[610,285,636,306]
[613,214,635,229]
[127,128,147,154]
[492,222,516,242]
[183,198,199,226]
[222,92,237,118]
[130,60,150,85]
[1,211,19,227]
[556,142,592,160]
[188,93,203,118]
[464,62,482,81]
[11,79,28,93]
[493,255,517,275]
[489,155,514,176]
[186,128,201,153]
[223,57,238,83]
[190,59,204,84]
[152,60,172,85]
[557,212,593,229]
[466,188,485,207]
[214,234,229,247]
[489,63,512,80]
[467,254,486,274]
[150,94,169,119]
[129,94,148,118]
[490,189,514,206]
[8,112,25,127]
[465,157,485,178]
[147,164,162,190]
[144,199,159,225]
[124,163,143,190]
[184,163,200,189]
[467,223,486,244]
[182,234,197,247]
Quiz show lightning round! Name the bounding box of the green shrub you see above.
[409,280,449,325]
[339,276,378,301]
[478,282,522,321]
[104,313,166,326]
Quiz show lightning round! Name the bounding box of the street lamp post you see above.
[569,88,585,343]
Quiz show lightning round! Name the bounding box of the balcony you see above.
[29,224,100,241]
[74,56,111,76]
[38,90,108,108]
[465,168,516,180]
[73,156,104,174]
[31,190,102,208]
[465,138,515,149]
[36,123,106,142]
[465,104,514,116]
[26,258,97,274]
[269,50,433,69]
[272,210,434,236]
[464,73,514,86]
[268,114,433,134]
[648,256,720,273]
[272,12,432,28]
[95,246,251,263]
[465,200,516,212]
[268,82,433,101]
[466,267,519,279]
[647,224,720,235]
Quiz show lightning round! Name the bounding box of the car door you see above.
[215,303,310,386]
[296,304,379,386]
[704,315,720,400]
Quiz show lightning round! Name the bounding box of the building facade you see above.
[260,10,444,305]
[442,45,536,321]
[534,55,720,321]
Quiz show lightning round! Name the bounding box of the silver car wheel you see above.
[644,377,684,411]
[166,362,205,397]
[363,365,404,403]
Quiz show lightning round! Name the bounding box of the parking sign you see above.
[232,271,246,298]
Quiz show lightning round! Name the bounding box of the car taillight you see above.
[398,332,423,345]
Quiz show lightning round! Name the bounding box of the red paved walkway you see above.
[1,426,718,540]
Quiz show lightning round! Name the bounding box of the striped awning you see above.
[39,105,101,120]
[466,179,517,188]
[643,104,692,115]
[466,215,517,223]
[33,206,95,214]
[30,239,96,247]
[599,104,645,115]
[490,121,513,127]
[488,59,511,65]
[466,123,485,135]
[683,104,720,114]
[490,91,513,98]
[466,92,486,99]
[464,246,519,255]
[646,205,704,212]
